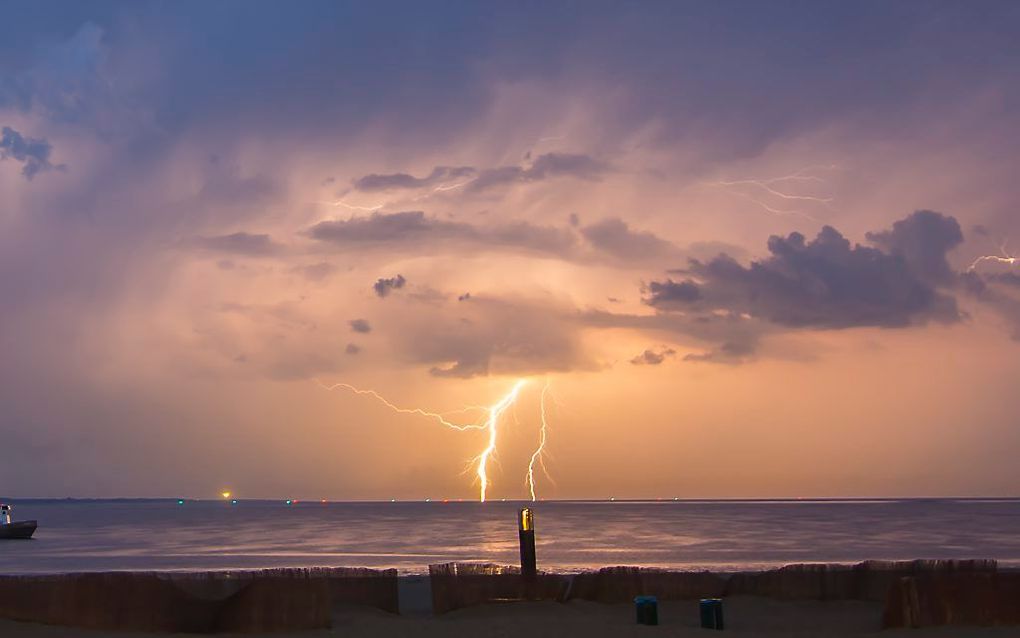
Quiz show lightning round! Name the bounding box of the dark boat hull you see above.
[0,521,37,539]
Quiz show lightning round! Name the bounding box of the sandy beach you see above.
[2,597,1017,638]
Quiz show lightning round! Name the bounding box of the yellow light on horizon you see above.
[221,491,232,499]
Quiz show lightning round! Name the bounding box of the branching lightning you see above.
[327,200,385,212]
[473,380,527,503]
[316,378,553,502]
[968,239,1018,272]
[707,164,838,221]
[315,380,487,430]
[431,181,471,193]
[526,381,554,502]
[970,255,1019,270]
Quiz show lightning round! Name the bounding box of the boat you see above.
[0,520,36,539]
[0,504,36,540]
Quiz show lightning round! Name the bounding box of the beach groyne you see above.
[428,563,569,614]
[726,559,997,602]
[428,559,1012,626]
[883,570,1020,628]
[0,567,397,633]
[2,561,1016,631]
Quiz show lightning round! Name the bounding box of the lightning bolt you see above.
[315,380,487,430]
[407,180,472,203]
[968,239,1018,272]
[970,255,1019,270]
[317,378,543,502]
[474,379,528,503]
[431,181,471,193]
[707,165,837,220]
[327,200,385,212]
[526,381,553,502]
[727,191,821,222]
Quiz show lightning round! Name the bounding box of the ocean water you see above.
[0,498,1018,575]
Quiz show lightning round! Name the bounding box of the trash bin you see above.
[635,595,659,626]
[699,598,724,630]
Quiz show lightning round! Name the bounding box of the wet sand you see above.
[1,597,1016,637]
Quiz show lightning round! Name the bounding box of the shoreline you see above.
[2,596,1019,637]
[0,559,1016,633]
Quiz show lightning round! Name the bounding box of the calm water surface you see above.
[1,499,1017,575]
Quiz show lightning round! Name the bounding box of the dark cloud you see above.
[961,271,1020,341]
[390,297,593,379]
[458,293,471,301]
[581,217,678,261]
[311,211,446,242]
[988,272,1020,288]
[373,274,406,297]
[345,343,361,355]
[684,240,750,264]
[349,318,372,333]
[529,152,608,180]
[350,153,606,195]
[353,165,475,192]
[630,347,676,365]
[0,126,63,179]
[865,210,964,285]
[645,279,701,303]
[646,213,964,329]
[683,341,755,364]
[309,211,577,256]
[467,153,610,192]
[309,212,710,267]
[192,232,278,255]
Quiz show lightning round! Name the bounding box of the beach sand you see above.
[1,597,1016,637]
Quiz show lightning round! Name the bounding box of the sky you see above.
[2,1,1020,500]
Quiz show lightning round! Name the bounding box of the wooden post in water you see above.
[518,507,537,582]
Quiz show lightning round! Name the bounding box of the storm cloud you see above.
[865,209,964,285]
[309,211,578,256]
[645,212,964,330]
[630,347,676,365]
[581,218,679,261]
[3,1,1020,499]
[0,126,62,179]
[349,318,372,333]
[373,274,406,297]
[683,341,756,364]
[468,152,610,192]
[353,165,475,192]
[391,297,594,379]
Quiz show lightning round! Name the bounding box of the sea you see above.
[1,498,1018,575]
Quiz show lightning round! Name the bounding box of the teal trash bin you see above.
[699,598,724,630]
[635,595,658,625]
